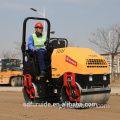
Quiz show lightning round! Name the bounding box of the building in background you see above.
[101,53,120,74]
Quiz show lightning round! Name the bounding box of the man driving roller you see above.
[28,22,47,77]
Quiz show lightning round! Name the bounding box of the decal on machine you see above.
[88,55,98,57]
[54,89,57,93]
[56,49,65,54]
[46,80,49,82]
[25,56,28,62]
[66,56,77,66]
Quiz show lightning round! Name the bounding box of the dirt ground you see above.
[110,79,120,87]
[0,92,120,120]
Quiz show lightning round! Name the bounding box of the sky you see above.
[0,0,120,54]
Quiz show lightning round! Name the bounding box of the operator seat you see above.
[48,38,68,52]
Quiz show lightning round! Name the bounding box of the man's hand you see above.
[33,49,36,52]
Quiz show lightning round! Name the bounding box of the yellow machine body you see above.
[51,47,110,104]
[52,47,109,78]
[0,70,23,84]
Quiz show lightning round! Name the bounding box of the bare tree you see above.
[0,42,22,59]
[69,41,79,47]
[89,24,120,81]
[14,41,22,57]
[0,49,20,59]
[0,49,11,59]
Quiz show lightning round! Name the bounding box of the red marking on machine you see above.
[24,74,35,98]
[63,72,80,101]
[66,56,77,66]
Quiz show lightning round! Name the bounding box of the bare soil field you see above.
[110,79,120,87]
[0,91,120,120]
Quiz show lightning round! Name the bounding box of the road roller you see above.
[21,17,111,105]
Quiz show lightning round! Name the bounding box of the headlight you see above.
[103,76,107,81]
[89,76,93,81]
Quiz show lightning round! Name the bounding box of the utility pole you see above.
[109,30,112,74]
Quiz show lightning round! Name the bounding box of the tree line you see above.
[0,41,22,59]
[89,23,120,81]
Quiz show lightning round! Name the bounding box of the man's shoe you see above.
[40,71,46,77]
